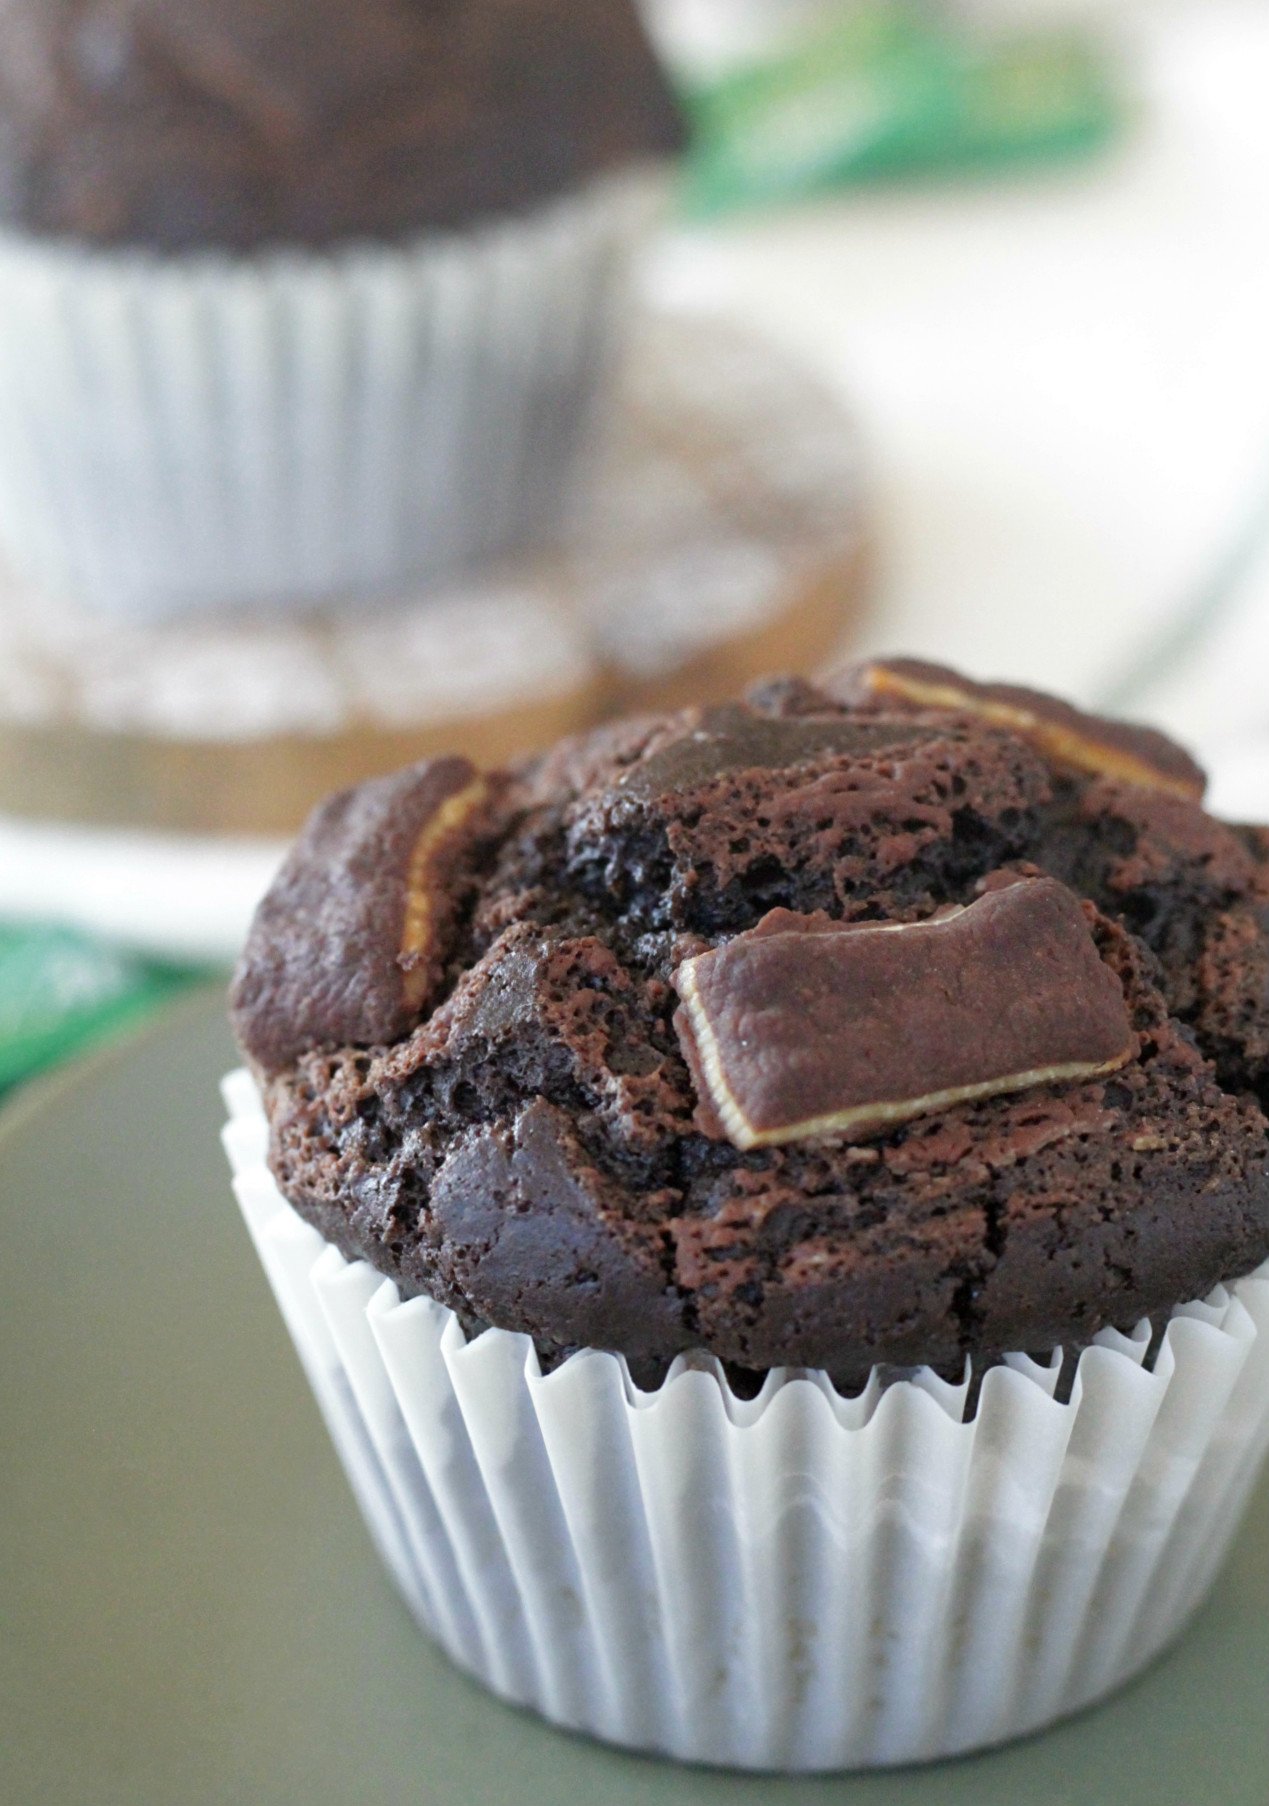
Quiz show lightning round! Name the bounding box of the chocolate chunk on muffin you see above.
[0,0,687,250]
[834,655,1269,1097]
[672,879,1137,1148]
[232,666,1269,1387]
[233,757,507,1074]
[833,655,1206,799]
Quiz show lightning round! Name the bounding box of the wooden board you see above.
[0,311,870,836]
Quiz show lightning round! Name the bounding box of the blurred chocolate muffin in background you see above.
[0,0,687,617]
[0,0,685,249]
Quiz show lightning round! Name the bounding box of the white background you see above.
[650,1,1269,758]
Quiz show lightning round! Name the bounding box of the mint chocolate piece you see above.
[615,705,923,803]
[231,757,497,1075]
[673,878,1135,1149]
[832,657,1205,800]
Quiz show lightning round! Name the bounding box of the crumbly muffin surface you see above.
[233,663,1269,1384]
[0,0,686,251]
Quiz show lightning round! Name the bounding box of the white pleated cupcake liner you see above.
[0,172,662,620]
[222,1068,1269,1772]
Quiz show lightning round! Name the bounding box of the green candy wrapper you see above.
[0,923,206,1091]
[680,3,1121,217]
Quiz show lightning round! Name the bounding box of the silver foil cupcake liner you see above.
[0,173,662,619]
[222,1069,1269,1772]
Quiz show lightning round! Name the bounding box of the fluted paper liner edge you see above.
[221,1068,1269,1771]
[0,172,663,618]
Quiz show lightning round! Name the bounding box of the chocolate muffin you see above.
[0,0,686,251]
[0,0,687,615]
[231,659,1269,1388]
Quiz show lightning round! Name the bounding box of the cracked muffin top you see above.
[231,657,1269,1387]
[0,0,686,252]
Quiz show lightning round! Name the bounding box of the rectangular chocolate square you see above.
[673,878,1135,1149]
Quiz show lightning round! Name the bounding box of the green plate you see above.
[1,992,1267,1805]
